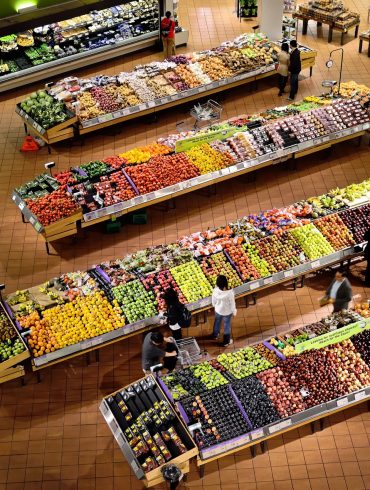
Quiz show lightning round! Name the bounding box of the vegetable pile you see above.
[19,90,70,129]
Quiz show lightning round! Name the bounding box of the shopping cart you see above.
[173,337,209,368]
[176,99,223,133]
[190,99,223,130]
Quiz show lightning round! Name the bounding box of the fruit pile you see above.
[217,348,272,379]
[353,302,370,319]
[232,376,280,429]
[243,243,271,276]
[147,154,200,187]
[314,214,355,251]
[185,144,234,174]
[223,243,261,282]
[119,148,152,165]
[339,205,370,243]
[170,261,213,303]
[0,309,25,362]
[112,280,157,323]
[190,362,229,389]
[26,291,124,357]
[94,172,137,208]
[26,188,79,226]
[351,330,370,366]
[140,270,186,311]
[124,164,162,194]
[198,252,242,288]
[162,370,205,399]
[253,343,280,365]
[254,233,303,273]
[290,224,334,260]
[257,367,305,418]
[182,386,251,448]
[279,342,370,409]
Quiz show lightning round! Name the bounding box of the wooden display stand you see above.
[359,33,370,57]
[0,301,30,385]
[196,396,370,478]
[5,238,366,376]
[14,50,317,145]
[16,119,365,253]
[100,376,198,487]
[41,209,83,254]
[293,12,360,45]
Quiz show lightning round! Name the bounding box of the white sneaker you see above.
[222,338,233,347]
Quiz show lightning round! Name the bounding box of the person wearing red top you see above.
[160,11,176,59]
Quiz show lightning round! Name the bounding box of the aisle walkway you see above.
[0,0,369,489]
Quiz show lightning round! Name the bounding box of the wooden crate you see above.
[0,301,30,374]
[0,365,25,385]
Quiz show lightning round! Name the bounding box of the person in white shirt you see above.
[211,275,237,347]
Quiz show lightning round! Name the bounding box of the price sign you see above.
[138,104,147,111]
[337,397,349,408]
[284,270,293,278]
[181,180,193,190]
[145,192,156,201]
[221,168,230,176]
[329,325,337,332]
[354,391,366,401]
[147,101,156,108]
[363,122,370,130]
[268,419,292,434]
[264,277,273,285]
[250,281,260,290]
[34,222,43,233]
[250,428,264,440]
[311,260,320,268]
[19,201,25,210]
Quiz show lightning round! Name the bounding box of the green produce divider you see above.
[296,318,370,353]
[175,128,239,153]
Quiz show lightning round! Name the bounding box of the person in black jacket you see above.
[163,288,184,340]
[326,270,353,312]
[364,229,370,287]
[288,40,301,101]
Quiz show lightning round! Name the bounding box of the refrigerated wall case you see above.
[0,0,188,92]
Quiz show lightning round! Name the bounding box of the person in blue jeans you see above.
[211,275,237,347]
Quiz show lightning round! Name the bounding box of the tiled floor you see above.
[0,0,370,488]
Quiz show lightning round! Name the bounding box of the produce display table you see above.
[14,34,317,144]
[6,169,370,375]
[101,318,370,483]
[13,117,369,253]
[293,12,360,44]
[15,104,77,146]
[359,32,370,57]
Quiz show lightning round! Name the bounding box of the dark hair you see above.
[151,332,164,344]
[336,270,346,277]
[281,42,289,53]
[216,275,228,290]
[165,11,171,17]
[163,288,179,305]
[290,40,297,48]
